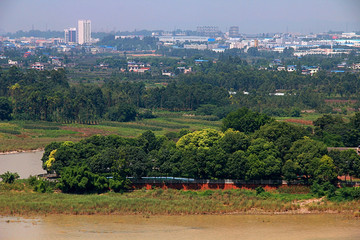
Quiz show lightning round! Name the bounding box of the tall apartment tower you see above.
[64,28,77,43]
[78,20,91,45]
[229,26,240,38]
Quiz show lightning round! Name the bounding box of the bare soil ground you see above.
[284,119,314,126]
[60,126,115,137]
[295,198,325,214]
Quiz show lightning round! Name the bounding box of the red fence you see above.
[130,178,285,190]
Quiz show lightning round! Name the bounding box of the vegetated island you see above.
[1,109,360,217]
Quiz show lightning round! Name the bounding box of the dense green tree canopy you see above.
[283,137,328,183]
[254,121,309,158]
[0,97,12,120]
[222,107,272,133]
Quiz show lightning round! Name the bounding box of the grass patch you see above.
[0,112,222,151]
[0,129,21,135]
[101,122,163,131]
[0,185,322,216]
[143,120,189,129]
[22,125,60,130]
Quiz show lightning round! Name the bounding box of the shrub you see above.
[106,104,137,122]
[256,186,265,195]
[164,131,179,140]
[109,179,123,192]
[57,166,129,194]
[0,97,12,120]
[277,185,311,194]
[352,187,360,199]
[57,166,108,194]
[335,187,360,200]
[28,175,38,186]
[138,110,156,119]
[28,176,54,193]
[311,181,336,198]
[0,171,20,184]
[34,180,51,193]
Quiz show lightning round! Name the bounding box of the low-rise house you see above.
[287,65,297,72]
[162,70,174,77]
[127,62,150,73]
[128,62,139,72]
[195,59,209,65]
[31,62,45,70]
[352,63,360,70]
[302,66,319,76]
[51,57,62,67]
[177,67,192,74]
[137,67,150,73]
[269,92,285,96]
[8,60,18,65]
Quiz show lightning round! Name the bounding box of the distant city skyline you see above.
[0,0,359,34]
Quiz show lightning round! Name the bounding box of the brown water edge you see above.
[0,151,46,178]
[0,149,44,155]
[1,214,360,240]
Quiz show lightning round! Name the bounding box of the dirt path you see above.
[295,197,325,213]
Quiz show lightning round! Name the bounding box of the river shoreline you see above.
[0,211,352,218]
[1,186,359,217]
[0,148,44,155]
[0,206,352,217]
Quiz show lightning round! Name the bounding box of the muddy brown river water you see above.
[1,214,360,240]
[0,151,45,178]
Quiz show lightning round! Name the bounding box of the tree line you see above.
[0,67,230,122]
[0,61,359,123]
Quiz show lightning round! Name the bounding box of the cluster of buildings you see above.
[0,19,93,54]
[64,20,92,45]
[100,60,193,76]
[0,24,359,73]
[153,26,360,56]
[2,24,359,56]
[0,19,94,70]
[127,62,150,73]
[274,64,319,76]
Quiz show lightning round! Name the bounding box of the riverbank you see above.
[1,183,359,216]
[0,148,44,155]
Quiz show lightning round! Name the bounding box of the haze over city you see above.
[0,0,360,34]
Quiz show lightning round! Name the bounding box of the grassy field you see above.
[0,110,350,152]
[0,111,221,152]
[275,112,323,126]
[275,112,356,127]
[1,181,359,216]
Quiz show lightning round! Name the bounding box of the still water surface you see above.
[1,214,360,240]
[0,151,45,178]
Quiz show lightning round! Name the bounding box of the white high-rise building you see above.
[78,20,91,45]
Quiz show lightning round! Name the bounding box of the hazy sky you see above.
[0,0,359,34]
